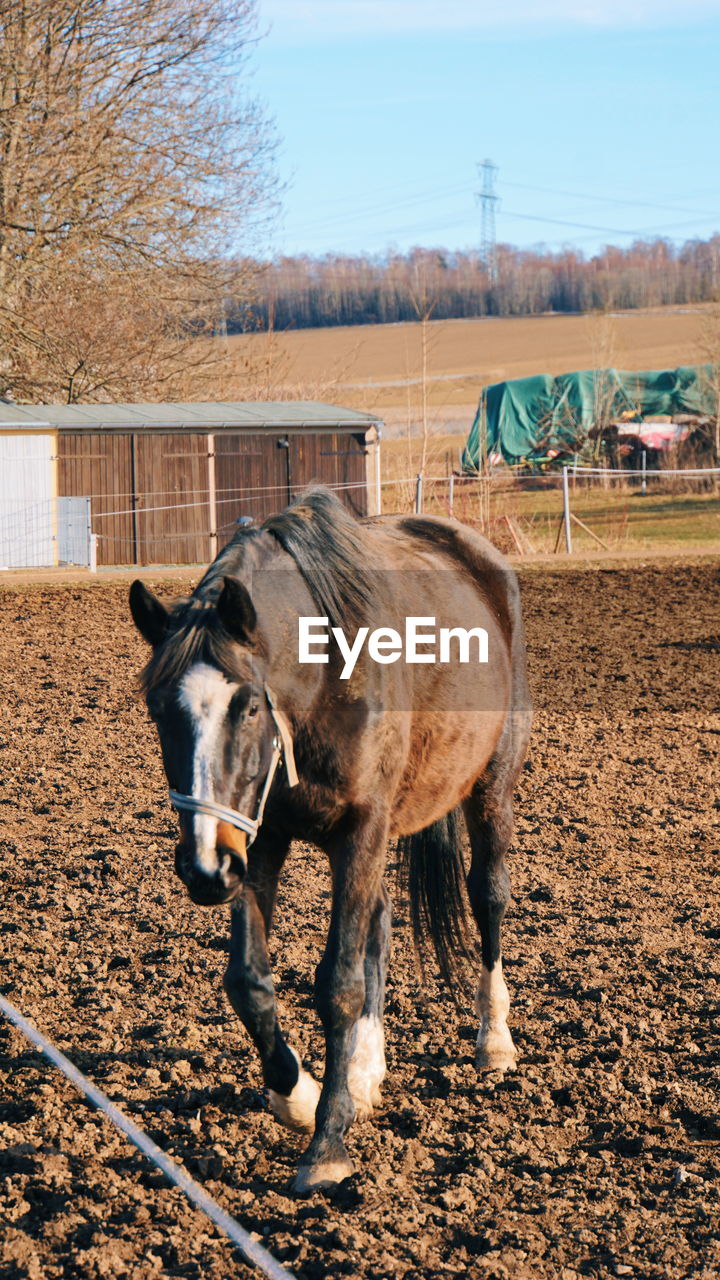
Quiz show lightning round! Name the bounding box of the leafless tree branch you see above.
[0,0,278,400]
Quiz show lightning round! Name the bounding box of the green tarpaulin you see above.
[462,365,716,469]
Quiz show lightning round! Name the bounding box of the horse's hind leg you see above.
[223,836,320,1133]
[463,745,521,1074]
[347,882,391,1120]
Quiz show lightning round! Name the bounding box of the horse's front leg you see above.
[223,841,320,1133]
[347,881,391,1120]
[294,812,387,1195]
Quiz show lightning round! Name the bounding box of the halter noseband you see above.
[169,685,298,845]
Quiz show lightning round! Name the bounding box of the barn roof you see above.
[0,401,382,433]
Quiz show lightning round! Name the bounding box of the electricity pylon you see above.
[476,159,499,282]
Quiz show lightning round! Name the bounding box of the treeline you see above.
[234,236,720,332]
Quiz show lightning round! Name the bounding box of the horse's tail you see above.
[397,807,477,994]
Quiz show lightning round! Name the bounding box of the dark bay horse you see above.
[129,488,531,1193]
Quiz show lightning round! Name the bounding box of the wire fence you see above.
[1,465,719,569]
[0,497,97,569]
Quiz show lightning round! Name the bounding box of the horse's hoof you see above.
[476,1047,517,1073]
[267,1065,321,1133]
[476,1026,517,1074]
[349,1083,382,1122]
[293,1156,355,1196]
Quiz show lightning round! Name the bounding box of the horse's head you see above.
[129,577,277,907]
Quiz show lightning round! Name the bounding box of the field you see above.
[371,449,720,555]
[228,306,711,439]
[384,477,720,556]
[230,305,720,558]
[1,562,719,1279]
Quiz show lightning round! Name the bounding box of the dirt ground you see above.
[0,562,718,1280]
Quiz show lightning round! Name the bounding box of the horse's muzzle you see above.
[174,843,246,907]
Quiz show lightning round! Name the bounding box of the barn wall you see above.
[57,425,372,566]
[289,431,368,516]
[58,432,211,565]
[214,430,369,545]
[214,433,289,546]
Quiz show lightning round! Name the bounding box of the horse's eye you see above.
[247,703,259,720]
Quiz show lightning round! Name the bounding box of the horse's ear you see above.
[129,580,170,647]
[217,577,257,645]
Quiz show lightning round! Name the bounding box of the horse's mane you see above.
[263,487,373,629]
[140,488,374,693]
[139,600,261,695]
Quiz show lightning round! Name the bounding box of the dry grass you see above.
[377,463,720,556]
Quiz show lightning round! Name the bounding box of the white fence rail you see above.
[0,465,718,568]
[0,994,295,1280]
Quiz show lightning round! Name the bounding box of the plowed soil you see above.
[228,305,708,422]
[1,563,718,1280]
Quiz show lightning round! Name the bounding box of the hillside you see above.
[227,305,711,440]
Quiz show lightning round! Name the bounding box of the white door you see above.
[0,434,56,568]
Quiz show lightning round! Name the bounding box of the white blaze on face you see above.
[178,663,238,874]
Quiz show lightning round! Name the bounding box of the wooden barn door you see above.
[57,433,134,566]
[289,431,368,516]
[214,434,289,543]
[134,433,210,565]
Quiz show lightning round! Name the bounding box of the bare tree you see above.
[0,0,277,401]
[588,312,623,459]
[697,305,720,465]
[408,253,438,476]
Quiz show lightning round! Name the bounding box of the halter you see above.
[169,685,299,845]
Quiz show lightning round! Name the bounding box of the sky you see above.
[250,0,720,261]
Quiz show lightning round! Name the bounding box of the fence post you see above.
[562,465,573,554]
[641,449,647,496]
[415,472,423,514]
[448,472,455,517]
[89,534,98,574]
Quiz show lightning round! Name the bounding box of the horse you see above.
[129,487,531,1194]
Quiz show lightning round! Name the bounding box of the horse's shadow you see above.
[662,635,720,653]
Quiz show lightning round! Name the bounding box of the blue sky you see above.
[251,0,720,260]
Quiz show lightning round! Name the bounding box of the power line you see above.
[501,177,720,221]
[283,181,473,238]
[278,167,720,250]
[274,163,720,254]
[501,209,720,238]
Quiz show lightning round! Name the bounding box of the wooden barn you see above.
[0,402,382,568]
